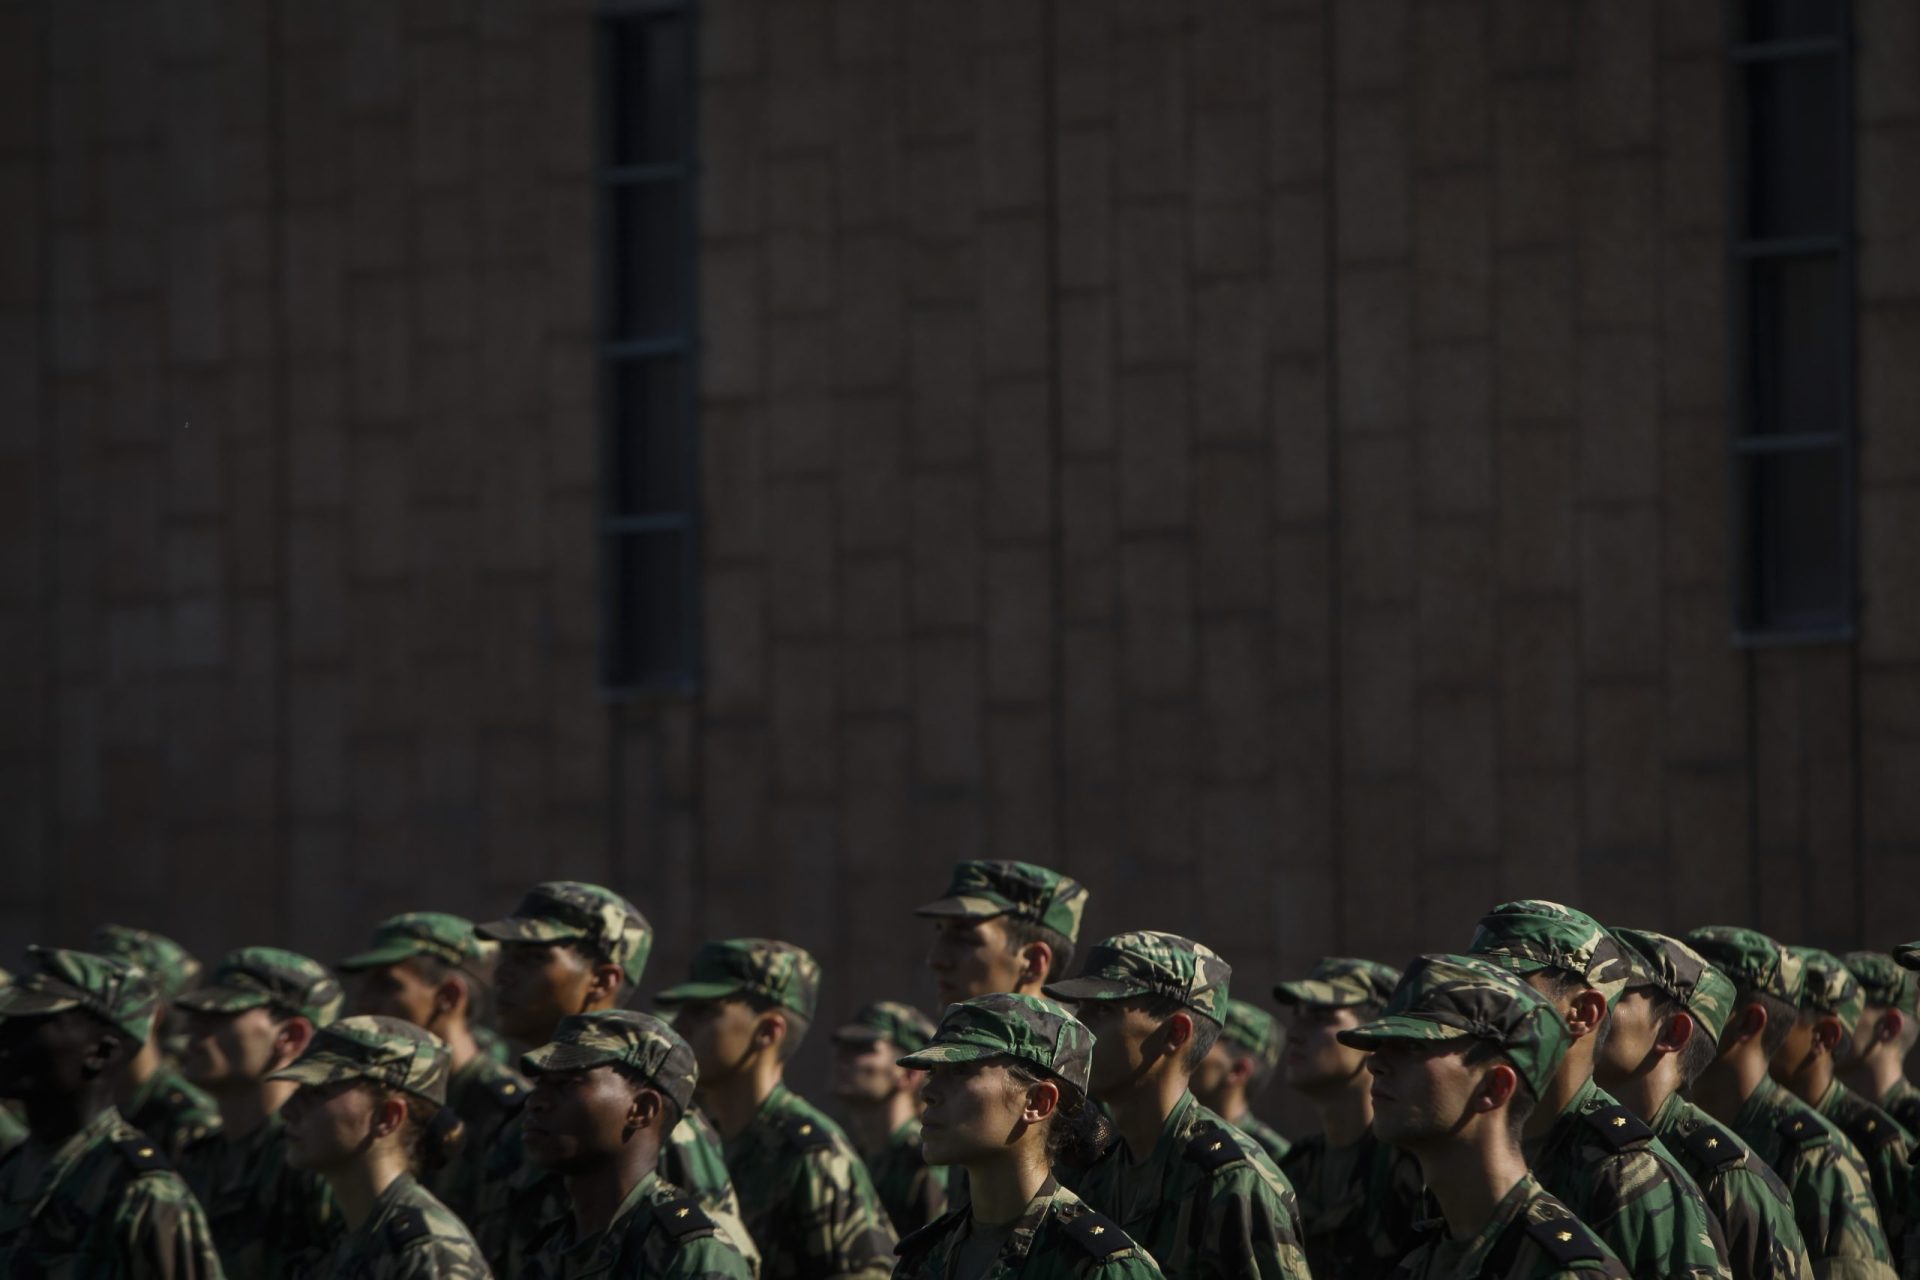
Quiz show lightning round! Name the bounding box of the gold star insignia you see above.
[138,1147,154,1158]
[676,1208,690,1219]
[1705,1138,1718,1149]
[1611,1116,1627,1128]
[1867,1120,1878,1131]
[1210,1140,1224,1151]
[504,1084,518,1095]
[1792,1121,1804,1131]
[1091,1226,1106,1236]
[800,1124,813,1135]
[1557,1231,1573,1243]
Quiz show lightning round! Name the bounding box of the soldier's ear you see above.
[1016,940,1053,987]
[275,1016,318,1069]
[1477,1061,1520,1114]
[1225,1053,1256,1087]
[1022,1077,1061,1124]
[1654,1009,1695,1057]
[755,1010,788,1053]
[371,1093,409,1141]
[1564,989,1609,1038]
[1809,1016,1844,1057]
[434,972,470,1019]
[586,964,624,1010]
[1161,1011,1195,1061]
[1876,1010,1904,1045]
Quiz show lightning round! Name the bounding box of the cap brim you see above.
[473,917,584,945]
[833,1025,886,1045]
[1043,976,1143,1003]
[896,1042,1002,1071]
[0,986,81,1019]
[653,980,746,1007]
[1895,945,1920,972]
[334,942,427,973]
[1272,979,1364,1008]
[173,985,273,1015]
[522,1042,621,1076]
[266,1054,360,1089]
[1336,1016,1475,1051]
[913,893,1016,920]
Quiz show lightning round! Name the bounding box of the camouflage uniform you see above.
[267,1014,490,1278]
[520,1011,756,1280]
[832,1001,952,1237]
[914,861,1091,949]
[1272,957,1427,1280]
[657,939,898,1279]
[1044,932,1310,1280]
[0,946,226,1278]
[1842,955,1920,1137]
[1469,902,1731,1280]
[1337,953,1630,1280]
[91,924,204,1064]
[893,992,1163,1280]
[0,1109,21,1160]
[1689,928,1899,1280]
[1211,1001,1291,1164]
[90,924,223,1159]
[1612,929,1816,1280]
[176,947,348,1280]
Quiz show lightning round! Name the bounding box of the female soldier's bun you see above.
[389,1091,465,1174]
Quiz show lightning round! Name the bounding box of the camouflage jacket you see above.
[722,1082,896,1278]
[1230,1113,1291,1166]
[1391,1173,1631,1280]
[1278,1127,1428,1279]
[1067,1091,1310,1280]
[893,1177,1164,1280]
[0,1107,24,1159]
[1522,1077,1731,1279]
[0,1105,226,1279]
[123,1066,221,1161]
[1732,1076,1897,1279]
[1650,1092,1815,1280]
[1813,1082,1915,1247]
[1878,1081,1920,1140]
[429,1049,527,1228]
[179,1109,342,1280]
[862,1117,951,1239]
[525,1169,756,1280]
[310,1172,490,1279]
[477,1108,758,1277]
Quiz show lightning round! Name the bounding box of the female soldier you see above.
[275,1014,492,1278]
[893,993,1164,1280]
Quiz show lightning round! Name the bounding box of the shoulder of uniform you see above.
[1853,1110,1906,1151]
[781,1108,839,1152]
[894,1208,964,1259]
[1525,1213,1610,1266]
[1778,1111,1831,1148]
[483,1068,528,1110]
[1581,1104,1654,1152]
[1056,1204,1130,1261]
[385,1204,433,1250]
[115,1135,173,1173]
[1678,1120,1746,1172]
[652,1195,718,1242]
[1185,1125,1250,1173]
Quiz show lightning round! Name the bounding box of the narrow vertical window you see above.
[1729,1,1855,638]
[598,0,699,690]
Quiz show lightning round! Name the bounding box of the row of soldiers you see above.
[2,860,1919,1279]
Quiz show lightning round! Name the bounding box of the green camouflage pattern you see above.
[1811,1081,1914,1253]
[913,860,1092,943]
[475,1024,514,1070]
[1794,948,1868,1034]
[314,1171,488,1279]
[1271,957,1402,1010]
[523,1009,699,1111]
[0,1108,22,1159]
[89,925,203,1000]
[862,1117,953,1238]
[475,881,654,986]
[1068,1090,1310,1280]
[1732,1075,1897,1278]
[428,1049,526,1228]
[1044,932,1232,1022]
[1522,1076,1731,1280]
[180,1109,344,1279]
[1844,954,1917,1019]
[1468,901,1635,1003]
[1391,1173,1632,1280]
[124,1064,222,1159]
[336,912,491,973]
[721,1082,895,1277]
[1220,1000,1284,1072]
[656,939,822,1022]
[1233,1113,1291,1165]
[0,1105,225,1279]
[0,945,160,1043]
[525,1168,756,1280]
[1650,1091,1817,1280]
[174,947,344,1026]
[1615,927,1740,1042]
[1338,953,1574,1100]
[832,1001,936,1054]
[1685,928,1807,1007]
[1880,1079,1920,1141]
[898,993,1096,1095]
[268,1014,452,1105]
[893,1176,1165,1280]
[1278,1128,1426,1279]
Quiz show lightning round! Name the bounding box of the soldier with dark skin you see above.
[919,862,1089,1007]
[337,912,529,1227]
[275,1015,491,1278]
[1596,928,1815,1280]
[1468,901,1732,1280]
[658,939,897,1279]
[1838,954,1920,1136]
[1045,931,1310,1280]
[1271,957,1427,1280]
[518,1010,757,1280]
[175,947,348,1279]
[1344,953,1631,1280]
[1687,927,1898,1280]
[1189,1000,1290,1164]
[0,946,225,1278]
[831,1001,953,1237]
[91,925,223,1160]
[893,994,1165,1280]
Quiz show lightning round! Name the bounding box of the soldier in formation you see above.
[91,924,222,1160]
[1839,952,1920,1136]
[1189,998,1291,1164]
[830,1000,952,1236]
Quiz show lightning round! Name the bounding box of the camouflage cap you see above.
[914,860,1091,944]
[1220,999,1284,1071]
[1895,944,1920,972]
[522,1010,698,1112]
[1044,930,1232,1021]
[1684,926,1805,1006]
[1468,900,1634,1003]
[654,939,820,1021]
[1337,953,1573,1100]
[337,912,491,974]
[1272,957,1402,1009]
[1612,928,1739,1043]
[1789,947,1865,1034]
[173,947,344,1026]
[475,882,653,986]
[88,926,202,1001]
[896,993,1094,1097]
[833,1001,937,1054]
[267,1014,451,1105]
[0,946,159,1043]
[1844,952,1918,1016]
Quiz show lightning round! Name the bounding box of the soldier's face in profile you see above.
[350,962,439,1028]
[1074,999,1162,1098]
[1280,1005,1369,1092]
[831,1036,905,1102]
[1364,1042,1481,1146]
[182,1006,288,1087]
[1593,989,1660,1086]
[0,1011,104,1101]
[282,1080,378,1172]
[674,997,764,1087]
[1767,1013,1821,1084]
[925,917,1028,1006]
[1187,1041,1239,1110]
[522,1066,646,1172]
[494,942,597,1042]
[917,1060,1031,1166]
